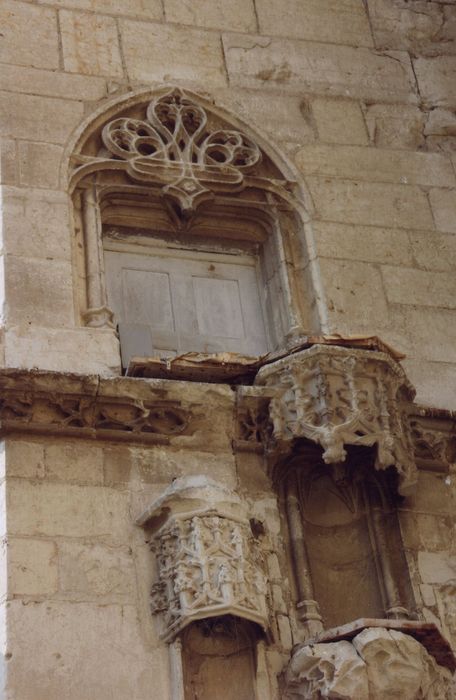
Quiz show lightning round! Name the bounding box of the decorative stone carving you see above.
[409,409,456,472]
[255,345,417,495]
[136,476,270,642]
[95,87,261,216]
[284,627,455,699]
[0,368,192,443]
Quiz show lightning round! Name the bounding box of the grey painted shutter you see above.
[104,247,269,366]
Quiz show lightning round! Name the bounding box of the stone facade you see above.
[0,1,455,699]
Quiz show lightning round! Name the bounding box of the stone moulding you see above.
[136,477,271,642]
[252,344,418,495]
[0,369,194,444]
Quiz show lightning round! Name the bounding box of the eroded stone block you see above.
[311,97,368,145]
[256,0,372,47]
[0,0,59,70]
[8,538,58,596]
[121,20,226,86]
[0,91,84,143]
[164,0,257,32]
[222,34,417,103]
[60,10,124,77]
[364,103,426,150]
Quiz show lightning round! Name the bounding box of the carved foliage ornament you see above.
[100,88,262,215]
[255,346,417,495]
[137,478,270,642]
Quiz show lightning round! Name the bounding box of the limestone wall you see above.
[0,0,455,406]
[0,2,456,699]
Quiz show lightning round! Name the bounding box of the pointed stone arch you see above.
[67,86,328,364]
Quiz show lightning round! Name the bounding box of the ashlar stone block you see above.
[38,0,162,20]
[222,34,417,103]
[403,358,456,411]
[121,20,226,86]
[4,326,120,376]
[60,10,124,77]
[319,258,390,333]
[4,256,74,327]
[256,0,373,48]
[1,187,71,259]
[429,188,456,234]
[165,0,257,33]
[311,97,368,145]
[0,64,107,101]
[312,221,414,267]
[44,442,104,485]
[6,440,46,480]
[7,538,58,597]
[0,139,17,185]
[418,552,456,585]
[307,177,434,229]
[0,0,59,70]
[7,480,130,542]
[367,0,445,54]
[410,231,456,272]
[295,144,455,187]
[0,91,84,144]
[381,266,456,309]
[57,542,136,601]
[364,103,426,150]
[5,600,170,700]
[18,142,64,190]
[414,56,456,109]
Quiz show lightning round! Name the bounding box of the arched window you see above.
[68,87,323,371]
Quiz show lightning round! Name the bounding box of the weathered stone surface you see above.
[39,0,162,18]
[44,443,104,485]
[285,628,455,699]
[319,258,390,332]
[0,1,59,70]
[256,0,372,47]
[367,0,447,55]
[296,144,455,187]
[165,0,257,32]
[403,359,456,410]
[216,89,315,144]
[0,64,107,101]
[364,103,426,150]
[307,178,434,229]
[57,542,136,601]
[121,20,226,85]
[409,231,456,272]
[429,188,456,234]
[4,327,120,375]
[311,97,368,145]
[5,440,46,480]
[7,538,58,596]
[5,600,170,700]
[418,551,456,585]
[313,222,414,266]
[0,91,84,143]
[381,266,456,309]
[414,56,456,109]
[4,256,74,327]
[401,307,456,363]
[1,188,71,259]
[223,34,417,102]
[285,640,368,699]
[7,480,130,542]
[0,138,17,185]
[60,10,124,77]
[18,143,64,190]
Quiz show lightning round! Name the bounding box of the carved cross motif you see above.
[101,87,262,216]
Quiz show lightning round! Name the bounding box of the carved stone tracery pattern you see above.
[255,345,417,495]
[98,88,262,216]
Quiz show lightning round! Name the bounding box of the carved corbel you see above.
[255,345,417,496]
[136,476,271,642]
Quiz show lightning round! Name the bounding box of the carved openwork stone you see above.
[255,345,417,495]
[0,369,193,443]
[284,627,455,699]
[136,477,270,642]
[77,87,263,217]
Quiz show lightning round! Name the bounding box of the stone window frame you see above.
[64,86,328,371]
